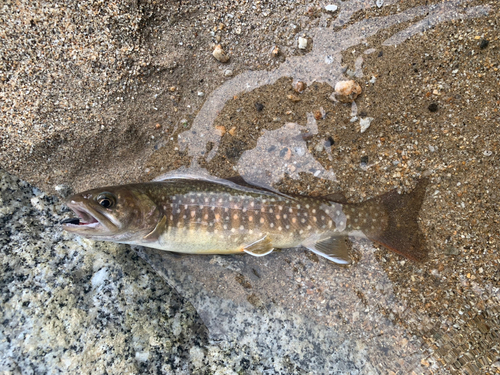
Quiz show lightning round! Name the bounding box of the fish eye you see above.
[96,193,116,209]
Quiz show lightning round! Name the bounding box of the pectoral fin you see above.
[143,215,167,242]
[243,235,274,257]
[302,233,351,264]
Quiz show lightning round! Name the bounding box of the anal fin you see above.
[302,234,351,265]
[243,235,274,257]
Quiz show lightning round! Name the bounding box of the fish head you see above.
[62,185,161,242]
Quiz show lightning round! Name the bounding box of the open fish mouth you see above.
[61,206,100,228]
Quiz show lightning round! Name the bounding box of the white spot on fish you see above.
[270,223,274,228]
[305,204,310,209]
[260,217,265,224]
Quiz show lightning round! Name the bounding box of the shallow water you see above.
[139,1,499,374]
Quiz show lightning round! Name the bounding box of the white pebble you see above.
[298,37,308,49]
[359,117,374,133]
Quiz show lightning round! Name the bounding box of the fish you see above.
[61,174,429,264]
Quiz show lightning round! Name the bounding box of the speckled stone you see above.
[0,169,212,374]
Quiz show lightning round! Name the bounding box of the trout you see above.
[62,174,429,264]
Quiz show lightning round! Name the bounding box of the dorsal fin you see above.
[154,170,297,201]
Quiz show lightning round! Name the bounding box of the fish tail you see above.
[364,178,429,261]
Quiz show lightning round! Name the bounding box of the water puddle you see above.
[140,1,497,373]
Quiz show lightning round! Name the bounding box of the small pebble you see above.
[213,44,230,63]
[293,81,307,93]
[224,69,233,77]
[359,117,373,133]
[479,39,489,49]
[376,0,384,8]
[255,102,264,112]
[198,92,204,97]
[428,103,438,112]
[287,94,301,102]
[272,46,280,57]
[298,37,308,50]
[215,125,226,136]
[325,5,338,12]
[155,123,161,129]
[330,80,362,103]
[228,126,236,136]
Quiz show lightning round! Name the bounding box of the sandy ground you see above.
[1,0,499,374]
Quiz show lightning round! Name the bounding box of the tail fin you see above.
[365,178,429,261]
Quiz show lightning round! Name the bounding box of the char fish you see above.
[62,174,429,264]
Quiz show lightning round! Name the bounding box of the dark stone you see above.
[479,39,489,49]
[255,102,264,112]
[326,136,335,147]
[428,103,438,112]
[360,155,369,165]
